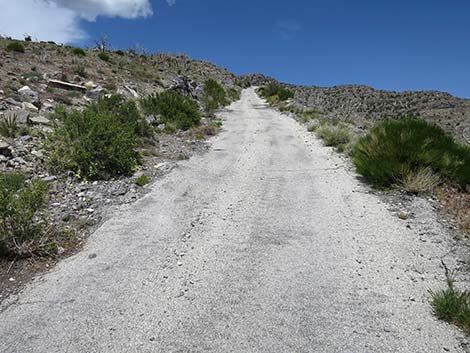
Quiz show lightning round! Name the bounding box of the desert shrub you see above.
[353,118,470,188]
[259,82,294,101]
[228,88,241,101]
[135,174,149,187]
[307,122,319,132]
[202,79,228,115]
[6,41,25,53]
[46,97,143,180]
[86,95,152,137]
[0,114,19,138]
[316,125,352,147]
[72,47,86,57]
[0,173,48,257]
[115,50,125,56]
[430,277,470,332]
[140,90,200,131]
[398,167,440,194]
[98,52,110,62]
[73,64,87,77]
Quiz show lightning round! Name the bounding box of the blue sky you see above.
[2,0,470,97]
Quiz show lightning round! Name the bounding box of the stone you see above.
[41,175,57,183]
[18,86,39,104]
[22,102,39,112]
[48,79,86,92]
[4,98,22,107]
[0,140,12,157]
[1,110,29,124]
[86,86,104,101]
[398,212,409,220]
[28,116,51,126]
[117,86,139,99]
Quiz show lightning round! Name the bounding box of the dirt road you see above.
[0,88,467,352]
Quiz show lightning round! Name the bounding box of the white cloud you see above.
[51,0,153,21]
[0,0,153,44]
[277,20,302,40]
[0,0,85,43]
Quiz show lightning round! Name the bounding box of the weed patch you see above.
[430,276,470,333]
[135,174,149,187]
[316,125,352,147]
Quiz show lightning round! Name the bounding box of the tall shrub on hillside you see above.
[353,118,470,188]
[260,82,294,101]
[46,96,143,180]
[140,90,201,131]
[202,79,228,115]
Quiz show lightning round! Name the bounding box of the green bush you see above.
[0,173,48,257]
[259,82,294,101]
[202,79,227,115]
[98,52,110,62]
[140,90,201,131]
[316,125,352,147]
[72,47,86,57]
[353,118,470,188]
[135,174,149,187]
[6,41,25,53]
[227,88,241,102]
[86,95,152,138]
[430,278,470,332]
[46,96,143,180]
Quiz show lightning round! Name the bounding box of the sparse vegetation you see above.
[430,275,470,333]
[6,41,25,53]
[140,90,201,131]
[353,119,470,188]
[46,96,143,180]
[98,52,110,62]
[202,79,227,115]
[0,173,49,258]
[72,64,87,77]
[72,47,87,57]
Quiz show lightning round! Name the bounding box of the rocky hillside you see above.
[240,74,470,143]
[0,38,240,297]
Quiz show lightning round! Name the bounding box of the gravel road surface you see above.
[0,88,467,352]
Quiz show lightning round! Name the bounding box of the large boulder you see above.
[18,86,40,105]
[170,76,202,99]
[0,140,12,157]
